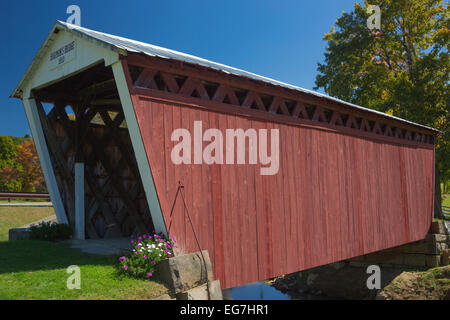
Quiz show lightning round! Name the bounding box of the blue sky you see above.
[0,0,360,137]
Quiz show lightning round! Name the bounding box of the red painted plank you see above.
[129,92,435,289]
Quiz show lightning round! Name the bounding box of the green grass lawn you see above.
[0,207,168,300]
[0,206,55,241]
[443,195,450,207]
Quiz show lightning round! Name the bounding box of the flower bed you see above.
[117,232,176,279]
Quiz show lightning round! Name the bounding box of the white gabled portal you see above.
[22,96,68,224]
[112,61,168,235]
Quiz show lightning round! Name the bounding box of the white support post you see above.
[111,61,167,235]
[74,162,85,240]
[22,96,68,224]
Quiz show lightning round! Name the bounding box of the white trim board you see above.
[22,97,68,224]
[112,61,168,235]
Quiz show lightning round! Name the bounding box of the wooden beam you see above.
[242,91,266,111]
[90,99,122,106]
[74,162,85,240]
[292,101,309,120]
[78,79,116,97]
[312,106,328,122]
[329,111,344,126]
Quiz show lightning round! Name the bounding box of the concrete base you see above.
[176,280,223,300]
[9,228,30,241]
[156,250,222,300]
[157,250,214,294]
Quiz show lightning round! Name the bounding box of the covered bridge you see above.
[12,21,438,289]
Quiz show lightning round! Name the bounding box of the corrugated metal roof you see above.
[13,20,439,133]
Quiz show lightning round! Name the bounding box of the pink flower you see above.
[147,272,152,277]
[143,255,147,259]
[119,256,126,261]
[123,265,128,269]
[151,261,156,265]
[131,240,135,244]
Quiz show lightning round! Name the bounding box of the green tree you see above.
[0,136,17,167]
[0,135,20,191]
[0,139,46,192]
[315,0,449,217]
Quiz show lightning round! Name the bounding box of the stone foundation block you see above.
[431,221,445,234]
[157,250,214,294]
[176,280,223,300]
[9,228,30,241]
[425,255,441,267]
[426,233,447,243]
[444,221,450,235]
[442,250,450,266]
[406,241,441,255]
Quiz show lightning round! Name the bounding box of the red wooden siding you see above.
[130,94,434,289]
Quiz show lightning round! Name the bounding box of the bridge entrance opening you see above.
[32,62,154,238]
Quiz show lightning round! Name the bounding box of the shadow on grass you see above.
[0,240,116,274]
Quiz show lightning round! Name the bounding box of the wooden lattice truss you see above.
[126,54,433,146]
[34,98,153,238]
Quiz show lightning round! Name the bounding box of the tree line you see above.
[0,135,47,193]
